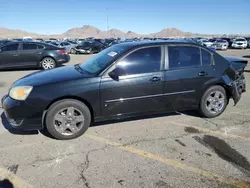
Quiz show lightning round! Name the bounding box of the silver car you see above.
[55,41,77,53]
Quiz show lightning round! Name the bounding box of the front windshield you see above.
[235,38,245,42]
[80,45,130,74]
[80,41,91,46]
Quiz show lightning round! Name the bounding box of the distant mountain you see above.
[0,25,249,38]
[0,27,39,38]
[150,28,193,38]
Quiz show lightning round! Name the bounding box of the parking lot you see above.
[0,49,250,188]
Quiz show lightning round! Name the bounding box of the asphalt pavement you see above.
[0,49,250,188]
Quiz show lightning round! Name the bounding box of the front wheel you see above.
[45,99,91,140]
[41,57,56,70]
[199,86,228,118]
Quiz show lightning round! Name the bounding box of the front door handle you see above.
[198,71,208,76]
[13,54,18,57]
[150,76,161,82]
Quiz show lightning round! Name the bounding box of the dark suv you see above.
[73,41,104,54]
[0,41,70,70]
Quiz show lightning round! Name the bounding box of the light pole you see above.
[106,8,109,38]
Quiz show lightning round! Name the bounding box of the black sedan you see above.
[2,40,247,140]
[0,41,70,70]
[73,41,104,54]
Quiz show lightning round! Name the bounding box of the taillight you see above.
[57,49,67,54]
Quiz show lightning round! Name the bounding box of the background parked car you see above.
[73,41,104,54]
[212,39,229,50]
[221,37,233,48]
[200,39,214,47]
[231,38,248,49]
[0,41,70,70]
[49,41,77,54]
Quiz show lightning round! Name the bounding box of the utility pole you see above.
[106,8,109,38]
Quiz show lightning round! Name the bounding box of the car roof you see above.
[114,40,199,48]
[0,41,54,47]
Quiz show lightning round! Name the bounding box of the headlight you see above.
[9,86,33,100]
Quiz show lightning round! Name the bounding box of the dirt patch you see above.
[7,165,19,174]
[193,135,250,176]
[184,127,200,134]
[0,82,6,87]
[175,139,186,147]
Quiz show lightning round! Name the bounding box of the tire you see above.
[41,57,56,70]
[88,49,93,54]
[70,48,76,54]
[199,85,228,118]
[45,99,91,140]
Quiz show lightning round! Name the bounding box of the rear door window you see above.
[23,43,38,50]
[37,44,45,49]
[201,49,213,66]
[168,46,201,69]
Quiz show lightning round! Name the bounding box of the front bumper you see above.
[1,95,43,130]
[215,45,228,50]
[232,45,246,49]
[75,49,91,54]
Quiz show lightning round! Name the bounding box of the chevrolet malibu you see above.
[2,41,247,140]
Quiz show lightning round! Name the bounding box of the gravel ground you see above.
[0,49,250,188]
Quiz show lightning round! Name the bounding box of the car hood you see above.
[12,65,90,87]
[224,56,248,71]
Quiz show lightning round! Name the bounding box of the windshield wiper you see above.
[74,64,84,74]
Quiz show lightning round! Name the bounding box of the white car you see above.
[212,39,229,50]
[200,39,214,47]
[232,38,248,49]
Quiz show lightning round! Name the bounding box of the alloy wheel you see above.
[42,58,55,69]
[54,107,85,136]
[205,91,225,114]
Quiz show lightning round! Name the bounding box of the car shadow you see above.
[0,113,39,135]
[1,110,200,138]
[243,56,250,58]
[91,110,199,127]
[0,67,41,72]
[0,65,65,72]
[244,70,250,73]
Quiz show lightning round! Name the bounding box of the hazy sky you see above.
[0,0,249,35]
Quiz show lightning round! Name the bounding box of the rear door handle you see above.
[150,76,162,82]
[13,54,18,56]
[198,71,208,76]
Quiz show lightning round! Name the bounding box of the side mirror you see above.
[108,67,126,81]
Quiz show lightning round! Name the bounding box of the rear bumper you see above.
[56,54,70,64]
[1,95,43,130]
[230,75,246,105]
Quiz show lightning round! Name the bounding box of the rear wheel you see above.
[45,99,91,140]
[70,48,76,54]
[41,57,56,70]
[199,86,228,118]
